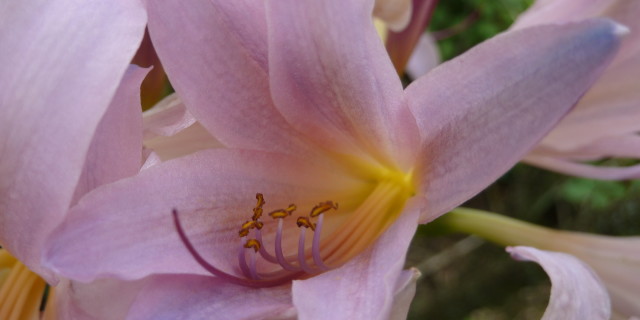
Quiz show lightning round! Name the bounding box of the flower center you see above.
[0,249,53,320]
[174,168,415,288]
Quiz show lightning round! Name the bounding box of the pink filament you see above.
[172,209,298,288]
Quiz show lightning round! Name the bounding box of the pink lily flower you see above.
[0,0,148,318]
[512,0,640,180]
[36,0,625,318]
[440,208,640,319]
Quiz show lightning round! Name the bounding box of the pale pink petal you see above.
[54,278,147,320]
[406,19,624,222]
[142,93,223,161]
[512,0,614,29]
[292,208,419,320]
[266,0,420,168]
[389,268,421,320]
[71,65,148,205]
[44,149,364,282]
[406,33,441,79]
[146,0,314,157]
[373,0,412,32]
[523,155,640,180]
[386,0,438,73]
[517,0,640,166]
[507,246,611,320]
[142,93,196,139]
[532,134,640,160]
[144,122,224,161]
[126,275,294,320]
[0,0,146,279]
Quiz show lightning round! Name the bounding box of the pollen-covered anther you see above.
[251,193,266,220]
[238,220,264,237]
[173,194,340,288]
[296,216,315,231]
[310,200,338,217]
[244,239,261,252]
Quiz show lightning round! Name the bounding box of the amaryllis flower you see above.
[512,0,640,180]
[41,0,624,318]
[438,208,640,319]
[0,0,147,318]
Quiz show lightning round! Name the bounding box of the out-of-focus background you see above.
[405,1,640,319]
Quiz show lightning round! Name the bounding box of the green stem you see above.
[435,207,567,252]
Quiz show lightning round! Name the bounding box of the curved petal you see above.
[373,0,412,32]
[266,0,420,169]
[406,19,625,222]
[142,93,223,161]
[126,275,294,320]
[389,268,421,320]
[0,0,146,279]
[386,0,438,74]
[511,0,614,29]
[53,278,147,320]
[71,65,148,205]
[292,208,419,320]
[406,33,441,80]
[144,122,224,161]
[142,94,196,139]
[523,155,640,180]
[44,149,365,282]
[507,246,611,320]
[146,0,315,158]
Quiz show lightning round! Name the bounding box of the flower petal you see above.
[142,94,196,139]
[406,19,625,222]
[386,0,438,74]
[126,275,294,320]
[523,154,640,180]
[389,268,421,320]
[507,246,611,320]
[266,0,420,168]
[292,208,419,320]
[0,0,146,279]
[406,33,441,79]
[71,65,148,205]
[142,93,223,161]
[44,149,364,282]
[373,0,412,32]
[146,0,314,157]
[53,278,147,320]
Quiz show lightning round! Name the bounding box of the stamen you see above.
[296,216,315,231]
[173,209,298,288]
[251,193,265,221]
[237,238,253,279]
[274,218,302,271]
[244,239,261,252]
[310,201,338,217]
[297,227,317,274]
[312,214,330,270]
[254,229,279,264]
[174,194,341,288]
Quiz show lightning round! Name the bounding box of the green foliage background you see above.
[406,1,640,319]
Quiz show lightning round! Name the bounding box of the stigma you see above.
[173,193,338,288]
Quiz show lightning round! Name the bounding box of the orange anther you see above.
[252,207,263,221]
[241,220,257,230]
[296,216,315,231]
[269,209,290,219]
[239,228,250,237]
[285,204,297,214]
[255,193,265,209]
[310,201,338,217]
[244,239,261,252]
